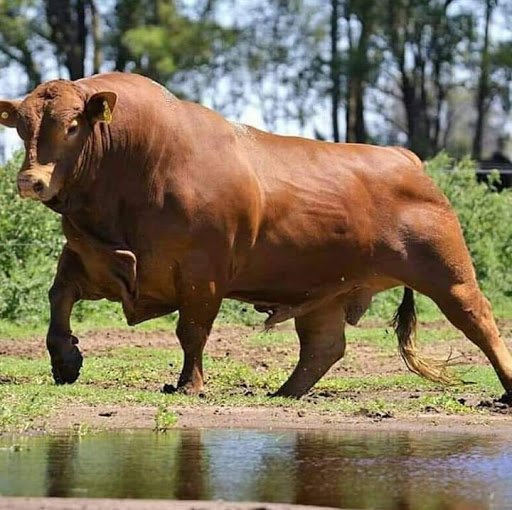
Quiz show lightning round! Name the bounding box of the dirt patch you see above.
[4,321,512,434]
[37,402,512,435]
[0,326,260,360]
[0,498,332,510]
[0,321,500,380]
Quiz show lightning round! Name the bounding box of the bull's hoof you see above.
[268,389,302,399]
[162,382,204,397]
[51,341,83,385]
[162,383,178,394]
[497,393,512,406]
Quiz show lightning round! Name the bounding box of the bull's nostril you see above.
[32,180,44,195]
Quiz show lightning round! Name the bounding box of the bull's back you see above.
[229,132,448,293]
[243,131,443,242]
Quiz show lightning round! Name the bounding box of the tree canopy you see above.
[0,0,510,158]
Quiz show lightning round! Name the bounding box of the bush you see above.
[0,153,62,322]
[0,151,510,326]
[426,153,512,302]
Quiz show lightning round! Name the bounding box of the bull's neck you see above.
[55,102,179,247]
[85,103,178,206]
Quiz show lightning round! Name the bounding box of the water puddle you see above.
[1,428,512,508]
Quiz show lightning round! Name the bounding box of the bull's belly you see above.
[229,243,368,298]
[227,245,400,325]
[228,275,397,326]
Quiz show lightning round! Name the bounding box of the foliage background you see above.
[0,0,511,161]
[0,152,510,328]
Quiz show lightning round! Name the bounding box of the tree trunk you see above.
[472,0,494,160]
[88,0,102,75]
[401,67,431,159]
[113,0,136,71]
[45,0,87,80]
[330,0,341,142]
[346,9,369,143]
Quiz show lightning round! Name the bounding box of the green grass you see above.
[1,318,509,433]
[0,312,177,340]
[0,298,270,342]
[154,405,178,431]
[247,329,296,347]
[345,324,463,351]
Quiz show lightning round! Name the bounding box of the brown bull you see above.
[1,72,512,399]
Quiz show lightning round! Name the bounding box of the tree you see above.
[0,0,43,90]
[330,0,341,142]
[211,0,325,131]
[472,0,512,159]
[344,0,379,142]
[45,0,87,80]
[0,0,510,159]
[382,0,474,158]
[109,0,237,102]
[45,0,103,80]
[472,0,495,159]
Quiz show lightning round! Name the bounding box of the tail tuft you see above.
[392,287,456,385]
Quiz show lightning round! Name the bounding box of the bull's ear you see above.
[86,91,117,125]
[0,100,21,128]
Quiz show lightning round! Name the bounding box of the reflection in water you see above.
[1,428,512,509]
[175,429,208,500]
[45,435,79,497]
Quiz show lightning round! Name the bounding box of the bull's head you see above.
[0,80,117,202]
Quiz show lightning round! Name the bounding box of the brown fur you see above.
[1,72,512,399]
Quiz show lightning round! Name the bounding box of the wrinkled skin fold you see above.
[2,72,512,399]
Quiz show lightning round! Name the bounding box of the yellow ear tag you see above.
[1,111,9,119]
[102,100,113,124]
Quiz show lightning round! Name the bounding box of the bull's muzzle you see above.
[17,165,55,201]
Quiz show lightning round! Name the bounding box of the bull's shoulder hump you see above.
[76,72,150,87]
[76,72,177,101]
[390,146,424,171]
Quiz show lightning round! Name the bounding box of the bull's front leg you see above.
[47,283,82,384]
[173,309,217,395]
[47,248,85,384]
[165,257,223,395]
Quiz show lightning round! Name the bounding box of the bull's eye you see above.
[66,119,79,137]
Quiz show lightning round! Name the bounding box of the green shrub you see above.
[0,151,510,327]
[0,153,62,322]
[426,153,512,301]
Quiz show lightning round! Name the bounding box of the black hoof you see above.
[162,383,178,394]
[497,393,512,406]
[162,383,205,397]
[51,342,83,385]
[268,390,300,399]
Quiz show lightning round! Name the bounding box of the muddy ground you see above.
[0,499,332,510]
[2,320,512,434]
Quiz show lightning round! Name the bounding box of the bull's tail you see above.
[392,287,455,385]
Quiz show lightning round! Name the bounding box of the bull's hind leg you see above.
[396,210,512,397]
[432,282,512,396]
[274,298,346,398]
